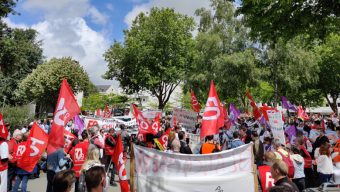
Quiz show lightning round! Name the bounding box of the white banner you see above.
[142,110,162,119]
[172,108,198,131]
[84,117,136,130]
[133,143,255,192]
[267,110,285,145]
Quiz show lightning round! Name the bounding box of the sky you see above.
[4,0,213,86]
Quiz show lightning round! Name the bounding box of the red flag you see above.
[173,116,177,129]
[260,105,277,121]
[159,128,171,150]
[17,122,48,172]
[223,105,232,129]
[297,105,309,121]
[246,90,262,120]
[151,113,161,133]
[64,130,76,153]
[190,90,201,113]
[132,104,156,135]
[47,79,80,154]
[95,109,102,117]
[201,81,224,139]
[0,113,8,140]
[112,135,129,192]
[258,165,275,192]
[103,105,111,118]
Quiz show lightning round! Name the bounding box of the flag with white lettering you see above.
[17,122,48,172]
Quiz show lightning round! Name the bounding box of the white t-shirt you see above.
[0,141,9,160]
[317,155,333,174]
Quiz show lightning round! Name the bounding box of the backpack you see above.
[277,150,295,178]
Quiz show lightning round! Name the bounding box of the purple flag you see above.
[285,125,296,141]
[229,103,240,124]
[281,96,297,112]
[73,115,84,133]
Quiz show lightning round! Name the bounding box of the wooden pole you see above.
[251,142,259,192]
[130,143,135,192]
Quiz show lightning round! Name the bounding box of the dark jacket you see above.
[269,177,299,192]
[179,140,193,154]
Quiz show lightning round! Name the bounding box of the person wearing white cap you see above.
[7,129,23,191]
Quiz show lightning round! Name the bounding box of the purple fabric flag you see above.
[229,103,241,124]
[285,125,296,141]
[281,96,297,112]
[73,115,84,133]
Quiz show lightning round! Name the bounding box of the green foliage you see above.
[315,33,340,113]
[15,57,91,112]
[0,28,43,105]
[251,81,274,103]
[81,93,128,111]
[0,0,17,19]
[1,105,34,130]
[104,8,196,109]
[180,92,192,110]
[235,0,340,43]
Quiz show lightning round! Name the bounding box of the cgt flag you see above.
[112,135,129,192]
[201,81,224,139]
[190,90,201,113]
[103,105,112,118]
[17,122,48,172]
[47,79,80,154]
[132,104,156,135]
[151,113,161,133]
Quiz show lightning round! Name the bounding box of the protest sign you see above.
[267,110,285,145]
[133,143,255,192]
[84,117,136,130]
[172,108,197,131]
[187,133,202,153]
[142,110,162,119]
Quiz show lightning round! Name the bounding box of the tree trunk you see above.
[158,96,165,110]
[325,94,339,114]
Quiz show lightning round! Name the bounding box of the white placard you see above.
[267,110,285,145]
[133,143,255,192]
[172,108,198,130]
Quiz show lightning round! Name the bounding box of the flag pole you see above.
[130,142,135,192]
[251,142,259,192]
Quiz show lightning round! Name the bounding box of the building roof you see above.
[96,85,111,93]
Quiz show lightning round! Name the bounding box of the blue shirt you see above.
[46,149,68,173]
[230,139,244,149]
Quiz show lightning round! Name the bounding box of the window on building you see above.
[338,103,340,107]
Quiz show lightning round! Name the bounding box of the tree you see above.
[81,93,128,111]
[0,28,43,105]
[103,8,195,109]
[315,33,340,114]
[184,0,259,109]
[234,0,340,43]
[0,0,17,19]
[15,57,92,114]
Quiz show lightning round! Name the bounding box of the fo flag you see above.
[201,81,224,139]
[246,90,261,120]
[190,90,201,113]
[18,122,48,172]
[0,113,8,140]
[47,79,80,154]
[103,105,112,118]
[112,135,130,192]
[132,104,155,135]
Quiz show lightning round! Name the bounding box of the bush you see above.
[1,105,35,131]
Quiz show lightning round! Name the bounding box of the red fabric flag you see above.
[132,104,156,135]
[200,81,224,139]
[95,109,102,117]
[64,130,76,153]
[17,122,48,172]
[173,116,177,129]
[158,128,171,149]
[112,135,130,192]
[223,105,232,129]
[47,79,80,154]
[103,105,112,118]
[151,113,161,133]
[260,105,278,121]
[246,90,262,120]
[258,165,275,192]
[0,113,8,140]
[297,105,309,121]
[190,90,201,113]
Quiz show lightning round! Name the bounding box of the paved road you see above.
[26,161,130,192]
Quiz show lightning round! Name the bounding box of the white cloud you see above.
[88,6,109,25]
[106,3,114,11]
[3,18,29,29]
[124,0,211,28]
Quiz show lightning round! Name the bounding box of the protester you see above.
[69,131,90,192]
[102,128,116,186]
[311,120,329,158]
[52,169,76,192]
[252,130,264,166]
[291,146,306,191]
[230,131,244,149]
[200,135,220,154]
[316,143,333,185]
[273,139,295,179]
[178,131,192,154]
[7,129,22,191]
[84,165,107,192]
[0,131,9,191]
[269,160,299,192]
